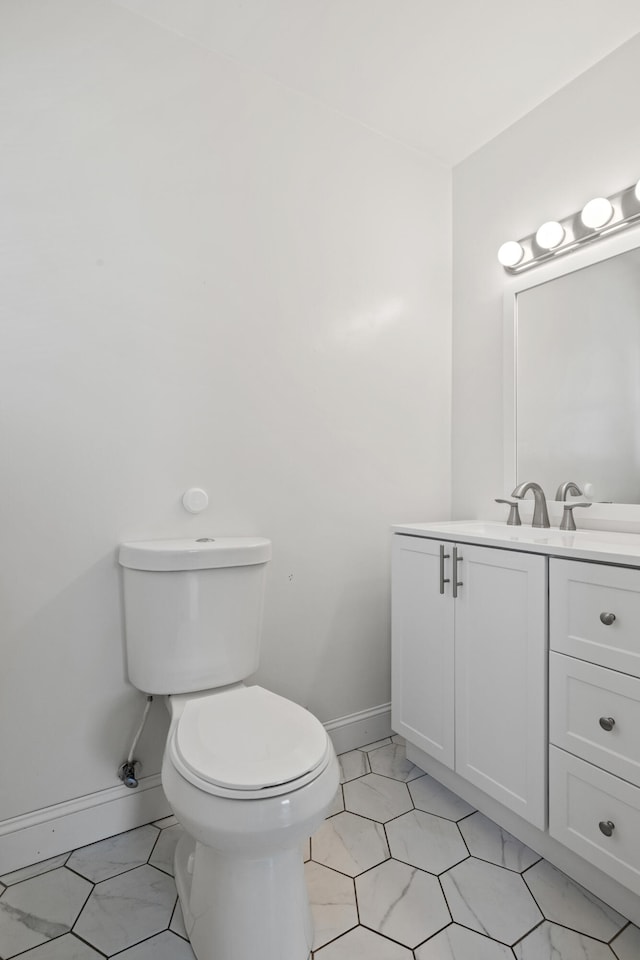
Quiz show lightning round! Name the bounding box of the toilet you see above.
[118,537,339,960]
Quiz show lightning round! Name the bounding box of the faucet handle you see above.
[555,480,584,501]
[495,498,522,527]
[559,502,592,532]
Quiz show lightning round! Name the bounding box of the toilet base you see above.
[174,831,312,960]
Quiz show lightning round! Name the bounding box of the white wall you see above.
[0,0,451,828]
[452,35,640,519]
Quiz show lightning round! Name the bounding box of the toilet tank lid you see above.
[119,537,272,571]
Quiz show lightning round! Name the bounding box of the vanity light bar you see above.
[498,179,640,272]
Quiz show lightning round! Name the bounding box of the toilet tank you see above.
[119,537,272,694]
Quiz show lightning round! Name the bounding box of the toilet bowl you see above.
[163,687,339,960]
[118,538,340,960]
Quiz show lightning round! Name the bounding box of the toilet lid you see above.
[172,686,329,791]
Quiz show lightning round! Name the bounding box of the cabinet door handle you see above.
[439,544,450,595]
[452,546,463,599]
[599,717,616,732]
[599,820,615,837]
[600,612,616,626]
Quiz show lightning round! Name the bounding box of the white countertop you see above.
[392,520,640,568]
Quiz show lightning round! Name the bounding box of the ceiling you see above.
[115,0,640,164]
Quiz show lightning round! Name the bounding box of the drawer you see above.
[549,746,640,896]
[550,558,640,678]
[550,653,640,787]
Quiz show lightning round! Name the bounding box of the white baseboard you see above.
[0,776,171,876]
[324,702,392,755]
[0,702,392,876]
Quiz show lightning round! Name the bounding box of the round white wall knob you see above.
[182,488,209,514]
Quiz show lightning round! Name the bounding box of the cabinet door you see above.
[455,545,547,828]
[391,535,455,768]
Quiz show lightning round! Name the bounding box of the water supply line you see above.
[118,695,153,788]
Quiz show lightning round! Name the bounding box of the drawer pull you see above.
[598,820,616,837]
[599,716,616,732]
[599,612,616,626]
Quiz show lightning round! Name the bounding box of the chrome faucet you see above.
[511,481,550,528]
[555,480,583,501]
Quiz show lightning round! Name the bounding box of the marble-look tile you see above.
[612,923,640,960]
[368,743,423,782]
[513,921,617,960]
[343,773,412,822]
[360,738,392,752]
[0,854,70,887]
[8,933,104,959]
[524,860,626,942]
[408,775,475,822]
[113,930,196,958]
[153,815,178,829]
[355,859,450,948]
[338,750,370,783]
[0,867,92,959]
[391,734,406,745]
[66,825,160,882]
[148,823,184,876]
[305,861,358,950]
[386,809,468,874]
[441,857,542,945]
[326,785,345,817]
[415,923,514,959]
[73,864,176,955]
[311,811,389,877]
[170,899,189,940]
[458,813,540,872]
[314,924,413,958]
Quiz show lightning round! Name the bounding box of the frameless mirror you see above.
[504,228,640,510]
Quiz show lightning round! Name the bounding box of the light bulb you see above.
[535,221,565,250]
[497,241,524,267]
[581,197,613,229]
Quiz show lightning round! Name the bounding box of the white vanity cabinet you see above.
[392,520,640,919]
[548,557,640,895]
[391,533,547,829]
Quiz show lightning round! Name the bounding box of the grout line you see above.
[312,920,359,955]
[104,917,178,957]
[510,916,546,950]
[65,859,153,885]
[353,872,361,927]
[72,928,109,958]
[0,853,73,889]
[70,877,96,926]
[530,915,627,946]
[146,826,164,865]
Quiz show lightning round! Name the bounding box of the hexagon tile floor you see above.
[1,737,640,960]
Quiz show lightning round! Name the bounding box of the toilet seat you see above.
[168,685,332,799]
